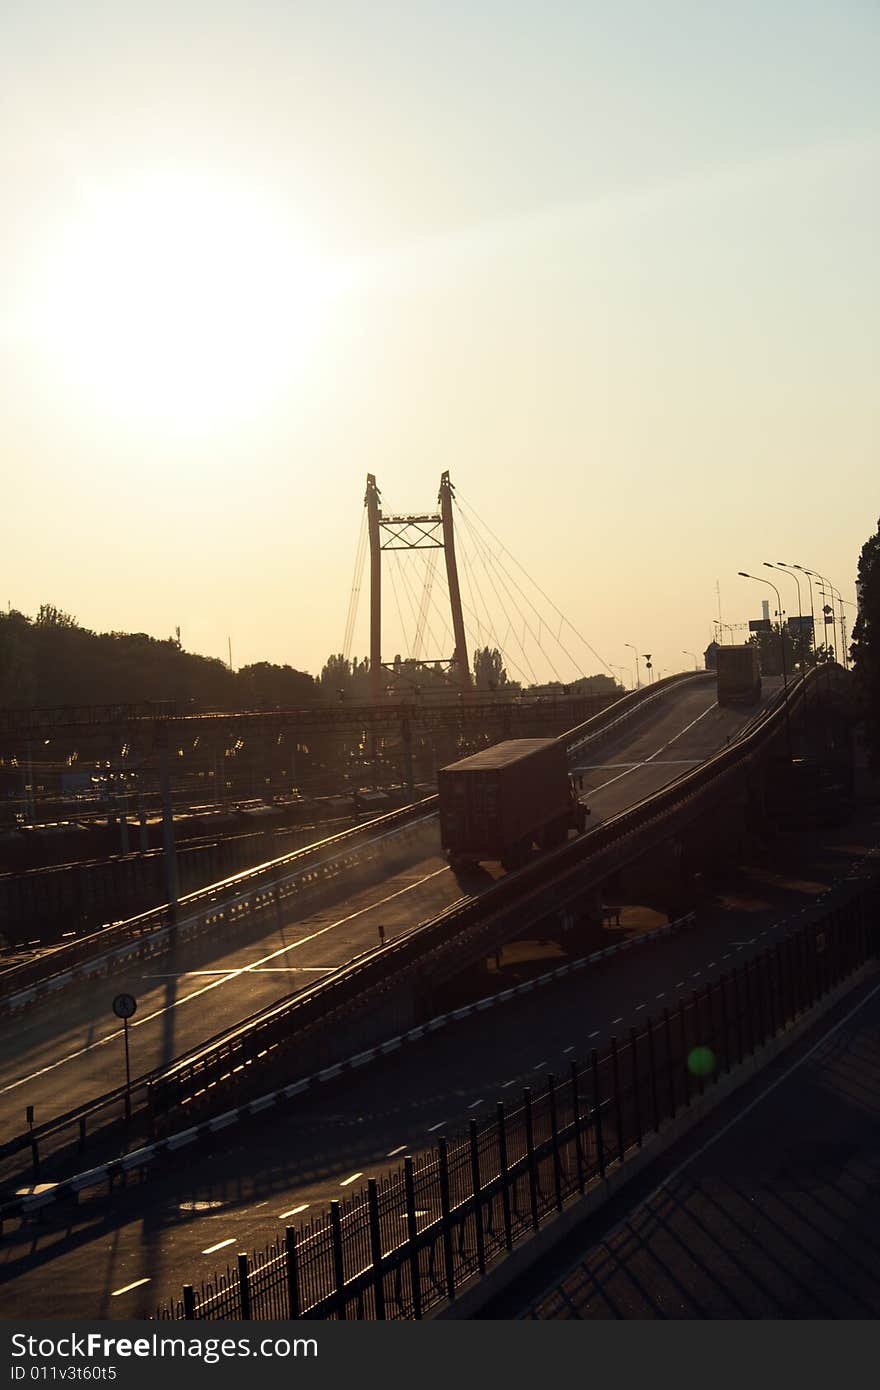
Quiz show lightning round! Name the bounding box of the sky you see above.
[2,1,878,686]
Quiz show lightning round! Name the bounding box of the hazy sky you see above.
[3,1,877,685]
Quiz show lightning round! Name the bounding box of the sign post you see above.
[112,993,137,1121]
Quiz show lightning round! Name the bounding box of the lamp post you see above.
[739,571,792,760]
[625,643,641,690]
[788,563,818,663]
[767,558,806,678]
[798,566,837,663]
[609,663,629,691]
[682,650,699,671]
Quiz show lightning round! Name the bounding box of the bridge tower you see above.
[364,471,472,702]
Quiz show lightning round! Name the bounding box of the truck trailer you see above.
[715,643,762,706]
[437,737,587,871]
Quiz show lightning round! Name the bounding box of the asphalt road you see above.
[1,800,874,1318]
[0,678,764,1141]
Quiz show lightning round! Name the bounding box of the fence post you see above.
[743,958,756,1055]
[547,1074,563,1210]
[663,1009,676,1120]
[691,993,704,1097]
[237,1253,251,1321]
[285,1226,301,1319]
[404,1157,422,1320]
[761,950,772,1039]
[719,976,731,1074]
[610,1038,625,1166]
[366,1181,386,1320]
[496,1103,514,1250]
[330,1201,346,1321]
[570,1061,585,1193]
[787,935,800,1020]
[679,1001,691,1107]
[469,1120,486,1275]
[436,1140,456,1303]
[590,1051,606,1179]
[629,1029,642,1148]
[646,1021,660,1134]
[523,1088,540,1230]
[182,1285,196,1320]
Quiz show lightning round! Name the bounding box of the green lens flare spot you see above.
[687,1045,716,1078]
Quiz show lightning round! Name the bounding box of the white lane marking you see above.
[563,1046,575,1053]
[611,1017,623,1026]
[501,1080,516,1088]
[707,962,716,969]
[588,702,719,794]
[533,1061,547,1070]
[635,1004,645,1011]
[656,992,665,999]
[202,1238,235,1255]
[4,867,452,1096]
[340,1172,363,1187]
[722,954,731,960]
[386,1145,406,1157]
[676,981,685,988]
[427,1121,445,1132]
[468,1099,484,1109]
[111,1278,150,1297]
[692,971,702,978]
[143,967,336,978]
[279,1203,309,1218]
[589,1030,600,1039]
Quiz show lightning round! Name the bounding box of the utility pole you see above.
[365,474,383,702]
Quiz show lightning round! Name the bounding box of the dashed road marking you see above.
[563,1046,575,1054]
[111,1279,150,1297]
[279,1203,309,1219]
[589,1030,600,1039]
[502,1079,516,1088]
[467,1099,483,1109]
[635,1004,645,1011]
[386,1145,406,1158]
[427,1122,445,1132]
[340,1172,363,1187]
[202,1238,235,1255]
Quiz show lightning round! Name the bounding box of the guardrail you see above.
[1,672,699,1005]
[149,669,815,1120]
[0,670,815,1185]
[155,885,871,1320]
[0,797,441,1007]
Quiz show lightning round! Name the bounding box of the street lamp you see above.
[682,650,699,671]
[609,663,629,690]
[625,643,641,690]
[739,571,792,759]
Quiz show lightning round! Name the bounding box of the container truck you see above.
[437,737,587,871]
[715,643,761,706]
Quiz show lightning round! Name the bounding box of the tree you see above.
[473,646,510,692]
[851,516,880,771]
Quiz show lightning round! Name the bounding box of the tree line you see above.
[0,609,622,710]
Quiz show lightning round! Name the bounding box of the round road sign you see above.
[112,993,137,1020]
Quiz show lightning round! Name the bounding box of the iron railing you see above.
[156,886,871,1320]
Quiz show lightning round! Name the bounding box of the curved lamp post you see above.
[738,571,792,760]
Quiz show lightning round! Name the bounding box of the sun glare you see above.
[29,171,334,434]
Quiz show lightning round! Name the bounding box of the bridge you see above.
[0,648,867,1320]
[0,477,866,1321]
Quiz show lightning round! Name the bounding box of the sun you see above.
[29,170,334,435]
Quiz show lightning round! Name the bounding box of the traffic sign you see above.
[113,993,137,1019]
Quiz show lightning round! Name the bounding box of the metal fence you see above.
[156,887,870,1321]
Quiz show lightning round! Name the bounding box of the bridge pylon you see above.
[364,472,472,702]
